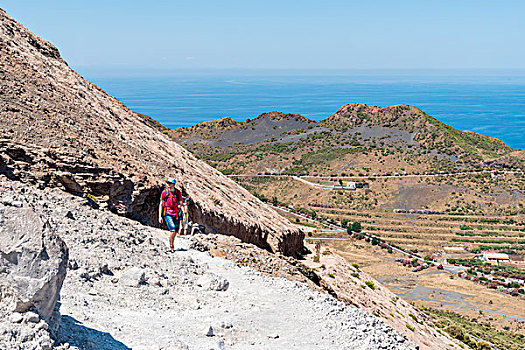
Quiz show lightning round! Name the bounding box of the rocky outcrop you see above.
[0,195,68,350]
[0,8,304,257]
[0,202,68,321]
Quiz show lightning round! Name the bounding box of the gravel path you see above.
[1,179,416,350]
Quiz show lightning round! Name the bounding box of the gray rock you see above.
[11,200,23,208]
[0,206,68,321]
[149,277,162,287]
[35,320,48,331]
[67,259,79,270]
[1,196,13,205]
[119,267,146,287]
[205,325,215,337]
[24,311,40,323]
[99,263,112,275]
[196,272,229,291]
[9,312,23,323]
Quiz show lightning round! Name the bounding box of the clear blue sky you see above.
[2,1,524,71]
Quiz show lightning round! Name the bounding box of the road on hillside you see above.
[230,169,522,180]
[230,169,523,191]
[291,176,333,189]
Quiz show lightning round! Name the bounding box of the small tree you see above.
[352,222,362,233]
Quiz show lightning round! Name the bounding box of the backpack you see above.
[162,188,181,219]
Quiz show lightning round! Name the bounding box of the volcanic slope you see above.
[0,178,468,350]
[171,105,518,176]
[0,8,303,256]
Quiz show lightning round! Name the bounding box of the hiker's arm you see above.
[158,199,163,224]
[177,190,183,209]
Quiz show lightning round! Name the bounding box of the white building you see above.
[346,182,356,190]
[482,252,510,263]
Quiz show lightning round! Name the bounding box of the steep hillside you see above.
[171,104,515,176]
[0,8,303,256]
[1,178,468,350]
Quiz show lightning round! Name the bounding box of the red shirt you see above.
[161,189,182,216]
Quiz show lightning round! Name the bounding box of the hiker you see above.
[159,177,183,251]
[180,198,199,236]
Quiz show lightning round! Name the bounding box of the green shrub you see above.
[350,272,359,278]
[220,168,234,175]
[444,325,465,342]
[409,313,421,324]
[365,281,375,290]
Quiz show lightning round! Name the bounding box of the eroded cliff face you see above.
[0,8,304,257]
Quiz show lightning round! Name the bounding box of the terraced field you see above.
[312,208,525,257]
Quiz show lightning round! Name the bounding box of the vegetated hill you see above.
[171,104,516,176]
[0,8,304,256]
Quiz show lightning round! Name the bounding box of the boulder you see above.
[0,205,68,321]
[196,272,229,291]
[119,267,146,287]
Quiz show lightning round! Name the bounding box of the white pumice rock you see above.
[119,267,146,287]
[196,272,230,291]
[9,312,23,323]
[11,200,23,207]
[1,196,14,205]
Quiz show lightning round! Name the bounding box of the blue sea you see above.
[84,70,525,149]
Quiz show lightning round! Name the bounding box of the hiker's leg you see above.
[165,215,177,249]
[169,230,176,249]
